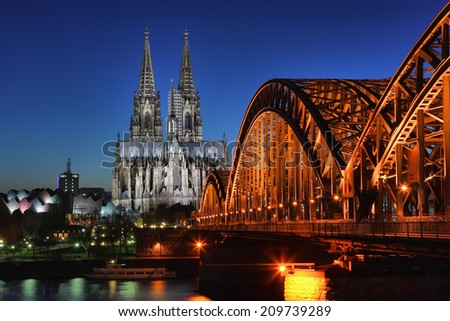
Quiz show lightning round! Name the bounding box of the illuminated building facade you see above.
[112,28,226,220]
[57,158,79,194]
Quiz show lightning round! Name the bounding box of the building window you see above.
[184,113,191,129]
[144,112,151,129]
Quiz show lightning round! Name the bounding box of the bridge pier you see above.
[196,230,339,300]
[193,227,450,300]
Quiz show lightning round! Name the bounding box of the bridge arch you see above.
[348,3,450,220]
[224,79,387,222]
[198,3,450,225]
[198,170,228,225]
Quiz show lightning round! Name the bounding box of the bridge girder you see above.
[350,4,450,219]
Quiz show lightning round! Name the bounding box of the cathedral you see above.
[111,28,227,221]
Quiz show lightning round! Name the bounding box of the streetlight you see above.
[279,265,287,277]
[196,241,204,257]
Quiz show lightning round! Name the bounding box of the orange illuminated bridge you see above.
[197,3,450,241]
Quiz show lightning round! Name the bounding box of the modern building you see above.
[112,28,227,223]
[57,158,79,194]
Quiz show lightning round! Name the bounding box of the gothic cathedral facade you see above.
[111,28,227,221]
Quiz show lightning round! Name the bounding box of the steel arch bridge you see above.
[198,3,450,228]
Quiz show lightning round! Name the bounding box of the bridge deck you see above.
[195,220,450,258]
[198,220,450,239]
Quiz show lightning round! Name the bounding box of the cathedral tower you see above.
[130,27,163,141]
[166,28,203,142]
[112,28,225,224]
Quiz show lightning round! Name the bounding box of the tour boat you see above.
[84,259,176,280]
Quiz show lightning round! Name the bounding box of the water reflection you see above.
[67,278,84,300]
[22,279,38,300]
[186,295,212,301]
[284,269,330,301]
[283,267,450,300]
[0,277,202,301]
[149,280,166,300]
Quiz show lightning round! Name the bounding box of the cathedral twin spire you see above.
[130,27,202,142]
[178,28,195,97]
[138,27,156,98]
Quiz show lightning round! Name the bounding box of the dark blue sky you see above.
[0,0,447,193]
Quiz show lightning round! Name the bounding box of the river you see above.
[2,271,450,300]
[0,277,209,301]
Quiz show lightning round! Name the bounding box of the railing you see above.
[196,220,450,240]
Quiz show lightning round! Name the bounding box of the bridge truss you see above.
[198,3,450,225]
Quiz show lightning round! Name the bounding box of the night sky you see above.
[0,0,447,193]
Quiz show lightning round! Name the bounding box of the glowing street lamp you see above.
[196,241,204,257]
